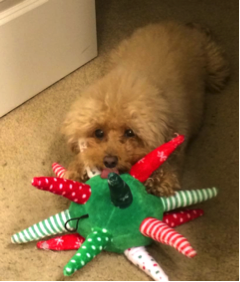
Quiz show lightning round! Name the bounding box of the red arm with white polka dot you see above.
[32,177,91,205]
[162,209,204,227]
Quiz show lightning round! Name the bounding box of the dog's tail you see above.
[186,23,230,93]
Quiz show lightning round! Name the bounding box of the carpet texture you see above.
[0,0,238,280]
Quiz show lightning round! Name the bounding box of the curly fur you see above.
[62,21,229,196]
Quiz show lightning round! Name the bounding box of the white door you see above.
[0,0,97,117]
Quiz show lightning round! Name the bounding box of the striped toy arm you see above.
[160,187,218,212]
[52,163,66,178]
[140,217,196,258]
[11,210,72,244]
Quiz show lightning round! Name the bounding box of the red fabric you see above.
[130,135,185,182]
[52,163,66,178]
[140,217,196,258]
[32,177,91,204]
[37,234,85,251]
[162,209,204,228]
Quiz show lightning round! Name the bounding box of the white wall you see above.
[0,0,97,117]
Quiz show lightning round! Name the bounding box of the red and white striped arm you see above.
[32,177,91,204]
[52,163,66,178]
[140,217,197,258]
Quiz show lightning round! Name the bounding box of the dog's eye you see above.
[95,129,104,139]
[125,129,135,138]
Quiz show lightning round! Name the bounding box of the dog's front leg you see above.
[145,161,182,197]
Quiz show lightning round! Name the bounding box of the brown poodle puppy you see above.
[62,21,229,196]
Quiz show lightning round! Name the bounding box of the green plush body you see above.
[69,174,163,253]
[11,135,219,278]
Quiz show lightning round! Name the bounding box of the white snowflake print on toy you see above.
[12,135,219,281]
[157,151,167,162]
[55,237,64,246]
[36,234,85,251]
[74,238,83,249]
[39,241,50,250]
[138,158,145,164]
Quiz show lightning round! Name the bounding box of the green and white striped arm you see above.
[11,209,71,244]
[160,187,218,212]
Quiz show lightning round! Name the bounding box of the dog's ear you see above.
[69,140,80,154]
[62,111,90,155]
[61,118,80,155]
[78,139,88,153]
[62,133,88,155]
[131,113,177,151]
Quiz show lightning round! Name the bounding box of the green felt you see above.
[69,174,164,253]
[64,228,112,276]
[108,173,133,208]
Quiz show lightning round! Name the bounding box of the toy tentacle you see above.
[52,163,66,178]
[160,187,218,212]
[37,233,85,251]
[108,173,133,208]
[32,177,91,204]
[64,228,112,276]
[163,209,204,228]
[129,135,185,182]
[140,218,196,258]
[11,209,72,244]
[52,162,101,180]
[124,246,168,281]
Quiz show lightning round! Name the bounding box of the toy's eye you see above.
[95,129,104,139]
[124,129,135,138]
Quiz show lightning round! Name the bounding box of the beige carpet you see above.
[0,0,238,280]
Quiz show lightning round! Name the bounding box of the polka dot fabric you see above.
[124,246,168,281]
[162,209,204,228]
[32,177,91,204]
[11,134,219,281]
[63,228,112,276]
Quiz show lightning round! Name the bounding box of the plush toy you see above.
[11,135,218,281]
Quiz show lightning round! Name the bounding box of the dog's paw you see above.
[145,168,181,197]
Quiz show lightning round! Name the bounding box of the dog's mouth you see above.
[87,165,129,179]
[100,168,119,179]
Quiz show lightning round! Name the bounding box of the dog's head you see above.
[63,70,172,176]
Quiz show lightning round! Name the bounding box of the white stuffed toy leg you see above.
[124,246,168,281]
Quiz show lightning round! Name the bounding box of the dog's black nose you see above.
[103,156,118,168]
